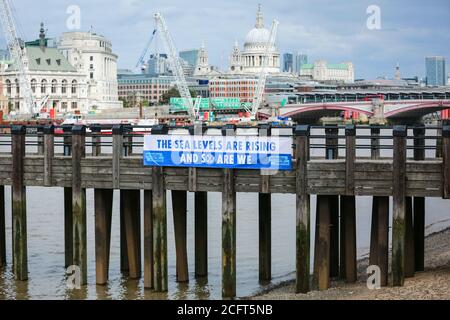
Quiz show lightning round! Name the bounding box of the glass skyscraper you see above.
[426,56,446,86]
[282,53,293,72]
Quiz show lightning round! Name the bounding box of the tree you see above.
[160,87,197,105]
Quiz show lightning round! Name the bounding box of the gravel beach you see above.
[251,228,450,300]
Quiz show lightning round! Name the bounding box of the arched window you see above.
[31,79,37,94]
[51,80,57,94]
[41,79,47,94]
[6,79,11,95]
[71,80,77,94]
[15,79,19,95]
[61,80,67,94]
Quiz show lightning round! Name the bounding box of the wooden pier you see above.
[0,123,449,298]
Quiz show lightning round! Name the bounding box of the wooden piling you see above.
[222,124,236,298]
[122,189,142,279]
[442,125,450,199]
[392,125,407,286]
[377,196,389,286]
[152,166,167,292]
[258,123,272,282]
[43,125,54,187]
[405,196,415,278]
[63,125,73,268]
[172,190,189,282]
[258,193,271,282]
[195,191,208,278]
[152,123,169,292]
[325,125,340,278]
[94,188,113,285]
[144,190,154,289]
[314,195,331,290]
[413,126,425,272]
[71,125,87,285]
[341,125,356,282]
[0,184,6,267]
[91,124,102,157]
[37,126,44,155]
[11,125,27,280]
[294,125,311,293]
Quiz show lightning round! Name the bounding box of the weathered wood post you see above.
[413,125,425,272]
[92,125,114,285]
[188,123,208,279]
[11,125,27,280]
[152,124,168,292]
[443,125,450,199]
[172,190,189,282]
[43,125,54,187]
[37,126,44,155]
[369,126,389,286]
[258,123,271,282]
[113,125,128,272]
[341,124,356,282]
[436,121,443,158]
[94,188,113,285]
[62,124,73,268]
[123,124,133,156]
[71,125,87,285]
[325,125,339,278]
[144,189,153,289]
[0,185,5,267]
[294,125,311,293]
[222,123,237,298]
[392,125,407,286]
[122,189,142,279]
[405,196,415,278]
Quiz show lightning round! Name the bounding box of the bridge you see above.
[263,99,450,123]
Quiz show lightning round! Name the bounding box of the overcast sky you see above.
[1,0,449,79]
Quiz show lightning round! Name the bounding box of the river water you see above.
[0,128,449,300]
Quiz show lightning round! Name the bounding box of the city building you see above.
[117,73,175,106]
[0,55,12,115]
[2,24,88,113]
[300,60,354,83]
[239,5,280,74]
[145,53,171,76]
[180,49,199,77]
[294,53,308,74]
[229,41,244,74]
[283,53,293,72]
[209,77,258,102]
[58,31,123,110]
[426,56,446,86]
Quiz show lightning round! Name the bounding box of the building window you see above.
[51,80,57,94]
[41,79,47,94]
[6,79,11,95]
[71,80,77,94]
[90,72,94,79]
[61,80,67,94]
[31,79,37,94]
[71,102,77,109]
[15,79,19,95]
[62,102,68,110]
[90,56,93,61]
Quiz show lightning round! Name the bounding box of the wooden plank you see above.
[392,126,407,287]
[222,168,236,298]
[112,131,123,189]
[188,167,197,192]
[72,127,87,285]
[314,195,330,290]
[172,190,189,282]
[195,191,208,278]
[94,189,113,285]
[43,128,54,187]
[144,190,153,289]
[11,126,27,280]
[152,166,168,292]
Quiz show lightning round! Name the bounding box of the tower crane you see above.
[136,28,157,72]
[250,20,279,120]
[0,0,37,116]
[153,12,200,122]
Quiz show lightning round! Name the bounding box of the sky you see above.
[1,0,449,80]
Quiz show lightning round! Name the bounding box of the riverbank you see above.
[251,227,450,300]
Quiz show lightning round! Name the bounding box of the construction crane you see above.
[250,19,279,120]
[153,12,199,122]
[136,28,157,71]
[0,0,37,116]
